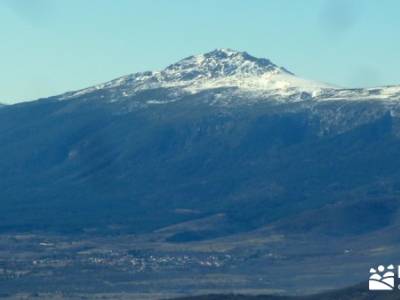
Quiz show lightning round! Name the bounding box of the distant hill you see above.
[168,283,400,300]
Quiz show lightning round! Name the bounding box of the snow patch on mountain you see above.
[316,86,400,101]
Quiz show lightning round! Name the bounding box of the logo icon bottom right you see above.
[369,265,395,291]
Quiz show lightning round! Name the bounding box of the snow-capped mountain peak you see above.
[60,49,400,103]
[61,49,331,101]
[163,48,291,81]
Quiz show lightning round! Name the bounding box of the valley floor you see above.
[1,223,399,299]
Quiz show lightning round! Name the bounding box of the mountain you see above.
[1,48,400,234]
[1,49,400,295]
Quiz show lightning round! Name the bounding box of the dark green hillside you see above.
[1,96,400,238]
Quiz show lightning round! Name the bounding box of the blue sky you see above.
[1,0,399,104]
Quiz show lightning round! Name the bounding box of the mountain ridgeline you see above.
[1,49,400,239]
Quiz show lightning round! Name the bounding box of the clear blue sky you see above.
[1,0,399,104]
